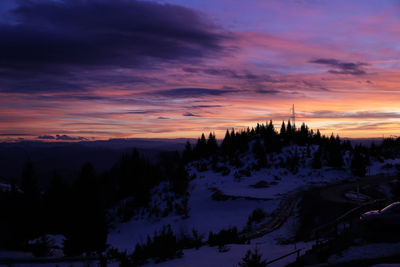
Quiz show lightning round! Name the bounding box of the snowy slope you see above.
[108,143,400,266]
[108,174,279,252]
[140,206,313,267]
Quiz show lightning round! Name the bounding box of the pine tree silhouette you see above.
[207,132,218,155]
[280,121,286,136]
[63,163,108,256]
[351,146,367,177]
[238,248,267,267]
[21,160,42,239]
[182,141,193,162]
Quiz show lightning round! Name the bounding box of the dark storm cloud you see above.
[154,88,236,98]
[309,58,368,75]
[0,0,226,92]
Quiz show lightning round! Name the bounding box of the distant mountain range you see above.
[0,138,193,185]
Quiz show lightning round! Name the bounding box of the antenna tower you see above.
[290,104,296,127]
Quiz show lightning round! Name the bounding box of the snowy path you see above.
[242,192,300,240]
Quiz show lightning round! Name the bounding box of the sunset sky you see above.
[1,0,400,141]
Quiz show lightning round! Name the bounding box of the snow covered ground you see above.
[107,144,400,266]
[140,209,313,267]
[108,175,279,252]
[3,141,400,266]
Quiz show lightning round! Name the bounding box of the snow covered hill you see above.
[107,136,400,266]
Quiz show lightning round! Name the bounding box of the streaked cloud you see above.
[153,88,237,98]
[310,58,368,75]
[301,111,400,119]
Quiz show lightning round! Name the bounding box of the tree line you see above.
[0,149,190,257]
[183,121,379,177]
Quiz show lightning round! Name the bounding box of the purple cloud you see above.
[183,112,197,117]
[153,88,236,98]
[38,135,55,140]
[0,0,227,92]
[55,134,87,141]
[310,58,368,75]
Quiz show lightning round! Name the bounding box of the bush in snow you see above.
[29,235,54,257]
[174,193,190,219]
[207,226,245,247]
[177,228,204,250]
[312,149,322,169]
[127,225,204,266]
[350,145,367,177]
[247,208,267,226]
[238,247,267,267]
[131,224,183,265]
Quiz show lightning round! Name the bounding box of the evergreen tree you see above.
[306,145,311,158]
[238,248,267,267]
[287,120,292,138]
[314,129,321,142]
[298,123,309,145]
[130,224,182,264]
[230,128,236,139]
[43,172,70,234]
[20,160,42,239]
[312,148,322,169]
[256,123,261,134]
[267,120,275,135]
[195,133,208,157]
[115,149,161,204]
[286,148,299,173]
[221,130,231,155]
[182,141,193,163]
[326,134,343,167]
[21,160,39,200]
[170,164,189,196]
[280,121,286,136]
[0,183,25,249]
[252,140,267,169]
[351,146,367,177]
[207,132,218,155]
[63,163,108,256]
